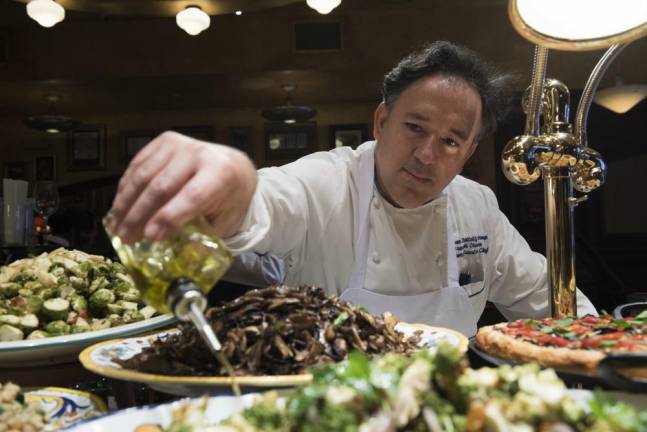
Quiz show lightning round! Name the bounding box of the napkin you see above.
[3,178,29,244]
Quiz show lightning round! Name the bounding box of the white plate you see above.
[63,390,647,432]
[0,315,176,367]
[25,387,108,430]
[79,323,469,397]
[65,393,258,432]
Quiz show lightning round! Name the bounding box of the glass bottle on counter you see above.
[102,212,232,356]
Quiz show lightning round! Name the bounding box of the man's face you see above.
[373,74,482,208]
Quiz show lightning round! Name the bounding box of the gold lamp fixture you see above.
[504,0,646,318]
[509,0,647,51]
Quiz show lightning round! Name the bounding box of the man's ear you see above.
[466,140,479,160]
[373,102,388,140]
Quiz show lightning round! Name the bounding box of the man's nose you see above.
[414,136,439,164]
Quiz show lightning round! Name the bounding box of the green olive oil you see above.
[103,214,241,396]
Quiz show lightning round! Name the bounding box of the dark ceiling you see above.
[1,0,645,117]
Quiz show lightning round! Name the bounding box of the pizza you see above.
[475,312,647,374]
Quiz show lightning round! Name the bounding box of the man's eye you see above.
[443,137,458,147]
[405,123,423,133]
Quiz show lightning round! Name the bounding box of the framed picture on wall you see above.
[122,129,158,160]
[328,123,369,150]
[34,155,56,181]
[264,122,317,161]
[67,124,106,171]
[229,127,252,155]
[5,161,27,180]
[172,125,214,142]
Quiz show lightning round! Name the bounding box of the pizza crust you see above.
[475,323,605,374]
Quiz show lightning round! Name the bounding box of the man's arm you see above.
[224,150,353,267]
[222,252,286,287]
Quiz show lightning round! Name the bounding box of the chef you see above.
[110,41,596,336]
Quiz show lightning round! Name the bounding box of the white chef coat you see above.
[225,141,596,322]
[338,143,478,335]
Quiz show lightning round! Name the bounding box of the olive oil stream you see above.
[104,214,241,396]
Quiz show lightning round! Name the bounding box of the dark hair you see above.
[383,41,514,142]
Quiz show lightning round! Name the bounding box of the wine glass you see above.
[33,181,59,243]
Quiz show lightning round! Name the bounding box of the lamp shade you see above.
[23,115,80,134]
[262,105,317,123]
[26,0,65,28]
[509,0,647,51]
[593,84,647,114]
[306,0,342,15]
[262,83,317,123]
[176,6,210,36]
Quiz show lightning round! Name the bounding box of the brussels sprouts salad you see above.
[0,248,156,342]
[0,382,49,432]
[160,344,647,432]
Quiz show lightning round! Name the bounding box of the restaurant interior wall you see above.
[0,0,529,188]
[0,0,644,302]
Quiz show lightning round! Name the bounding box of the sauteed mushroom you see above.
[118,285,422,376]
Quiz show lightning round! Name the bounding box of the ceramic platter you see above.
[63,390,647,432]
[0,315,176,367]
[79,323,469,397]
[25,386,107,430]
[65,393,257,431]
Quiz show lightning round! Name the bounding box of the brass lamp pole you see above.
[502,46,607,318]
[503,0,646,318]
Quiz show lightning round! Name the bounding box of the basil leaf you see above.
[554,318,573,327]
[600,340,617,348]
[635,310,647,320]
[611,320,631,328]
[333,312,349,328]
[525,319,540,326]
[540,326,554,334]
[561,332,577,339]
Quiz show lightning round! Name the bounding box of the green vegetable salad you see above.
[0,248,156,341]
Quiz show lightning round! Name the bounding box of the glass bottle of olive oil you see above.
[102,213,235,372]
[103,213,232,314]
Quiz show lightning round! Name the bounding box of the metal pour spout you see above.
[168,278,222,354]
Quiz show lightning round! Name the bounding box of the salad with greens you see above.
[161,344,647,432]
[0,248,156,341]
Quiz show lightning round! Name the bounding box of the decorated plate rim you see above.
[0,314,176,352]
[78,323,468,387]
[26,386,109,414]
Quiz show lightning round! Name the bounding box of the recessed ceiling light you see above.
[306,0,342,15]
[235,10,243,16]
[176,6,211,36]
[26,0,65,28]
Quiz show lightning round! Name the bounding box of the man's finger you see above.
[116,155,198,243]
[143,169,231,241]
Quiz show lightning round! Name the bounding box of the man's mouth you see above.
[404,168,432,183]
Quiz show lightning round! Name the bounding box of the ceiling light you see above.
[509,0,647,50]
[306,0,342,15]
[26,0,65,28]
[23,95,80,134]
[235,10,243,16]
[262,83,317,123]
[24,114,79,134]
[594,84,647,114]
[176,6,210,36]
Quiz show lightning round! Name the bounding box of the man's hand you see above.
[110,131,257,243]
